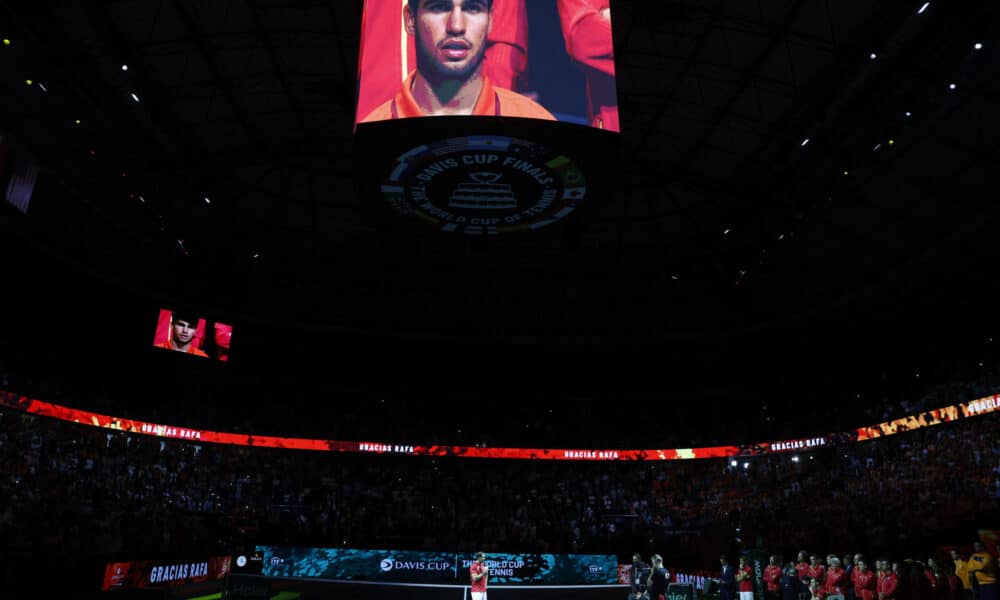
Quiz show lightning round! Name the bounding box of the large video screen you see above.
[152,308,232,362]
[356,0,619,131]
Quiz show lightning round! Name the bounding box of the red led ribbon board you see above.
[1,390,996,461]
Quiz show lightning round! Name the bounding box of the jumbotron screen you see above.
[152,308,232,362]
[356,0,619,131]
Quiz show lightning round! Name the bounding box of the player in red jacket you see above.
[737,556,755,600]
[357,0,528,123]
[806,556,827,587]
[877,562,899,600]
[854,560,877,600]
[825,558,848,599]
[797,551,812,584]
[765,555,783,600]
[556,0,619,131]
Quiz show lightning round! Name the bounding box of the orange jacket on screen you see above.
[155,341,209,358]
[360,71,555,121]
[557,0,619,131]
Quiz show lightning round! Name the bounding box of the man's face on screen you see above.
[409,0,491,83]
[172,319,196,345]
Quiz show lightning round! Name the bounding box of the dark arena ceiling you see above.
[1,0,999,399]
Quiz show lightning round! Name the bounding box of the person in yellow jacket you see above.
[952,549,972,600]
[969,541,997,600]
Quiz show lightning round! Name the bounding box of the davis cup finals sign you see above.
[381,136,586,235]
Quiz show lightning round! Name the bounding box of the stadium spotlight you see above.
[121,64,129,71]
[791,455,800,462]
[917,2,930,14]
[742,462,749,469]
[949,83,957,91]
[74,119,81,125]
[730,460,738,467]
[974,43,983,50]
[869,52,877,60]
[905,111,912,117]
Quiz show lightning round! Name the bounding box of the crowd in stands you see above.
[0,376,997,593]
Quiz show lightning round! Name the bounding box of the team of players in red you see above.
[651,547,995,600]
[751,548,991,600]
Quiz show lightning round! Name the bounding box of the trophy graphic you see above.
[448,171,517,210]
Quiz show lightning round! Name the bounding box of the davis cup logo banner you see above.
[381,136,586,235]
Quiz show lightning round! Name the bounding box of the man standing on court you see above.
[471,551,490,600]
[360,0,554,121]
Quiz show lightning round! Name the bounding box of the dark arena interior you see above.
[1,1,1000,598]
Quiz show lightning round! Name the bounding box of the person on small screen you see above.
[360,0,555,122]
[212,322,232,362]
[557,0,619,131]
[155,312,208,357]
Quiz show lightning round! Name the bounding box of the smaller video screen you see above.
[152,308,233,362]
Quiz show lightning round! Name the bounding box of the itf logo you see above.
[380,558,394,572]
